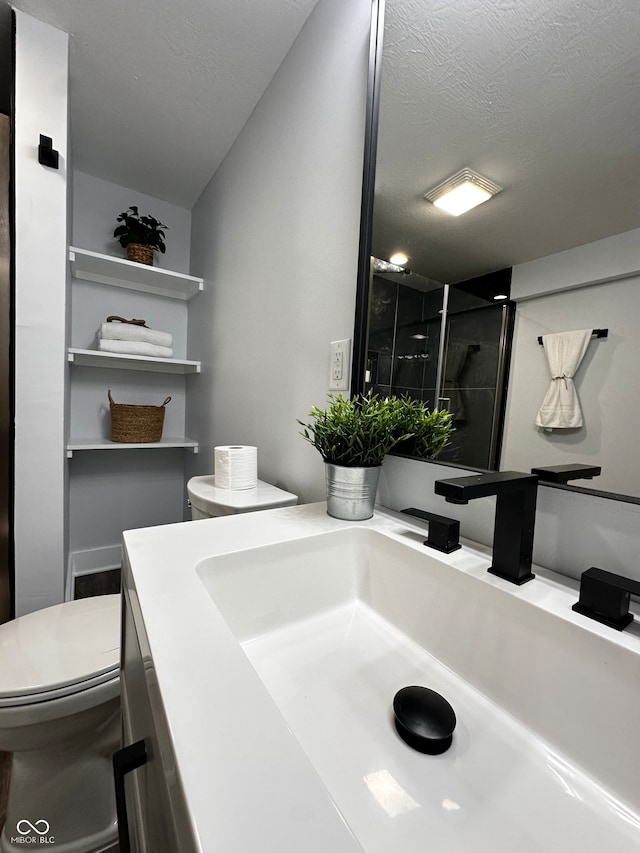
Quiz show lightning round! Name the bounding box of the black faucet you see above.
[434,471,538,585]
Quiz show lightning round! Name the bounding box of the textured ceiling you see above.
[5,0,319,207]
[373,0,640,284]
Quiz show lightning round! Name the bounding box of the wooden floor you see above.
[74,568,121,599]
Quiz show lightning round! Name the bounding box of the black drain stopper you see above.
[393,685,456,754]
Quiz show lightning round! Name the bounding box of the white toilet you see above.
[187,475,298,519]
[0,594,121,853]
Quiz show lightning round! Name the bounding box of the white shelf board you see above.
[67,437,199,458]
[68,348,201,375]
[69,246,204,300]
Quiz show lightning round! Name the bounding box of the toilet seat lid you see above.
[0,594,120,699]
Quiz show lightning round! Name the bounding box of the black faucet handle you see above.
[572,567,640,631]
[401,508,461,554]
[531,464,602,484]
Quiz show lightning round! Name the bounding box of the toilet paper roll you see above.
[214,445,258,490]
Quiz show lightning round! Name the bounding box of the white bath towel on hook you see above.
[536,329,593,429]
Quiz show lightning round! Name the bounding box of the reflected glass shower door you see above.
[364,262,514,471]
[436,291,514,470]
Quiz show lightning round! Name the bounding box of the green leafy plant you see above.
[114,206,168,253]
[298,393,453,468]
[392,397,453,460]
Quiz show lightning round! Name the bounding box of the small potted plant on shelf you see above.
[114,206,168,266]
[298,392,453,520]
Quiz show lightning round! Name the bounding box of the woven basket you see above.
[126,243,154,265]
[108,390,171,443]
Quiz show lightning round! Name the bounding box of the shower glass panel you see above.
[364,264,514,471]
[437,289,514,469]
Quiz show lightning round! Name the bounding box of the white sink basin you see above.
[196,525,640,853]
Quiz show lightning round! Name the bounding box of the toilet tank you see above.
[187,476,298,520]
[191,503,221,520]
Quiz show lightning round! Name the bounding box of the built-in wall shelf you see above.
[68,348,202,375]
[69,247,204,300]
[66,437,199,458]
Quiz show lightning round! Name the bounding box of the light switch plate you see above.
[329,339,351,392]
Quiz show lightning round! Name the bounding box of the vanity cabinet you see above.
[119,580,198,852]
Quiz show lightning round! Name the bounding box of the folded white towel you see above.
[99,322,173,348]
[98,339,174,359]
[536,329,592,429]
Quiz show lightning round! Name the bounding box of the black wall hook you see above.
[38,134,59,169]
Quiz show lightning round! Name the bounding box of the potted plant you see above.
[114,206,168,266]
[298,393,453,520]
[391,397,453,460]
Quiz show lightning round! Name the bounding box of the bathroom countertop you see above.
[122,503,640,852]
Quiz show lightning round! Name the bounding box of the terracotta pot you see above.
[126,243,154,265]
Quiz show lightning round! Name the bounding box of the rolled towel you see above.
[99,339,174,359]
[99,321,173,348]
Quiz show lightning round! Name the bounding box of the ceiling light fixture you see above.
[493,293,508,301]
[389,252,409,266]
[424,168,501,217]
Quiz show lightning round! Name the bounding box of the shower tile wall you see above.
[367,275,442,408]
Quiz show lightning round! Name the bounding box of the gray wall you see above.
[13,12,68,616]
[503,274,640,496]
[69,171,193,555]
[186,0,371,503]
[72,170,192,273]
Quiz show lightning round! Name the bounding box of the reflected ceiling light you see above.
[425,168,501,216]
[363,770,420,818]
[493,293,508,301]
[389,252,409,266]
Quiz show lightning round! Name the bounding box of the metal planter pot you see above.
[325,463,381,521]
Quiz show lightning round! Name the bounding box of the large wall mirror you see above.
[354,0,640,502]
